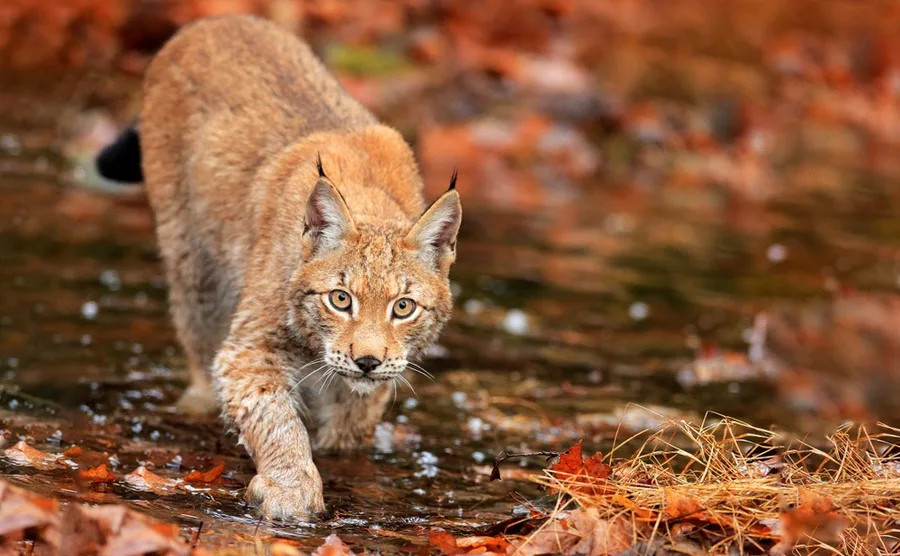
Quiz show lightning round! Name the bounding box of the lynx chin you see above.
[95,14,461,520]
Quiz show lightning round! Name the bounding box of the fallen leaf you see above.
[550,440,584,475]
[123,466,176,494]
[59,503,189,556]
[770,490,849,555]
[429,527,459,555]
[312,533,356,556]
[271,541,304,556]
[664,490,705,519]
[0,481,59,549]
[78,463,116,485]
[456,535,509,553]
[183,462,225,484]
[63,445,83,458]
[3,441,58,468]
[548,441,614,495]
[582,452,612,480]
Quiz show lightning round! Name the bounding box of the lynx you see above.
[95,14,461,519]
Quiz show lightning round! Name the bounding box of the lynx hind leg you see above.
[159,230,233,416]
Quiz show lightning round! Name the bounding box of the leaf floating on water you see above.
[3,441,59,468]
[183,462,225,484]
[77,463,116,484]
[311,534,356,556]
[123,466,176,494]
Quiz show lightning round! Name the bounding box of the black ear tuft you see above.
[316,152,327,178]
[448,168,458,191]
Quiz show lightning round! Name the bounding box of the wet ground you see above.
[2,80,900,552]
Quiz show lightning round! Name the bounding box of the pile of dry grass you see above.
[512,416,900,555]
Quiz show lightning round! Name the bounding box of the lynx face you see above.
[290,177,461,395]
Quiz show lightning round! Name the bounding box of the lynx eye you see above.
[392,298,417,319]
[328,289,352,312]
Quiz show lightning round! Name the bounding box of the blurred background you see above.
[1,0,900,548]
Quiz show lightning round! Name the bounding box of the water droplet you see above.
[373,422,394,453]
[99,269,121,291]
[81,301,99,320]
[463,299,483,315]
[451,391,467,408]
[629,302,649,321]
[0,134,21,155]
[502,309,529,335]
[450,282,462,297]
[766,243,787,263]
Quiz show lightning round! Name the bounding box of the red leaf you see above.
[583,452,611,480]
[550,440,584,475]
[429,527,459,555]
[183,462,225,484]
[78,463,115,484]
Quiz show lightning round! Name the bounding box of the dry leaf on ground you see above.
[0,481,59,549]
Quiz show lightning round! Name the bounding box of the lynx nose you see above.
[354,356,382,373]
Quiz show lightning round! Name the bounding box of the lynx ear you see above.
[302,179,356,258]
[406,189,462,272]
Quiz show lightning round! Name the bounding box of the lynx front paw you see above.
[246,472,325,520]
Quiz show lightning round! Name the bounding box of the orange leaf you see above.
[456,535,509,552]
[550,440,584,475]
[184,462,225,484]
[63,445,83,457]
[773,490,849,554]
[664,491,705,519]
[583,452,611,480]
[429,527,459,555]
[4,441,60,468]
[124,466,175,493]
[78,463,115,484]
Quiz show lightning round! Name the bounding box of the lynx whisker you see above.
[406,362,435,381]
[318,368,338,394]
[395,374,417,398]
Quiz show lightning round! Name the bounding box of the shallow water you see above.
[2,82,900,552]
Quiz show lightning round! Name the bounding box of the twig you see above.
[491,450,561,481]
[190,520,204,548]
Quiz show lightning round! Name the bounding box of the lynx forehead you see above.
[97,14,461,520]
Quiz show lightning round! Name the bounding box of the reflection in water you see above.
[1,84,899,550]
